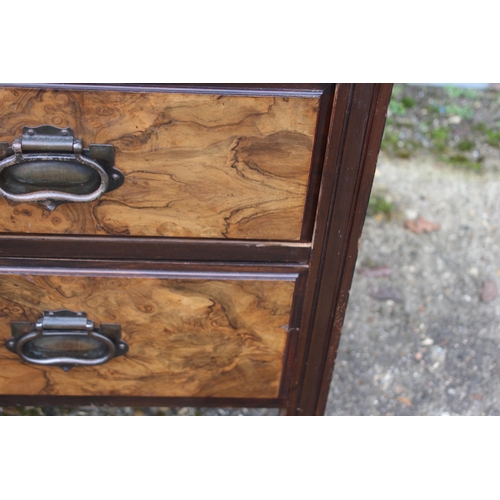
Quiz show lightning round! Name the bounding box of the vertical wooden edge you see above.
[285,84,354,415]
[300,84,336,240]
[286,84,393,416]
[278,269,309,402]
[314,83,393,415]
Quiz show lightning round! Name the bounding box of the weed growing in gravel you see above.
[457,140,475,152]
[485,128,500,148]
[447,154,483,172]
[368,194,393,219]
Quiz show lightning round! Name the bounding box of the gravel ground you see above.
[3,84,499,416]
[327,156,500,415]
[328,84,500,415]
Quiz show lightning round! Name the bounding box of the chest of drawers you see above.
[0,83,392,415]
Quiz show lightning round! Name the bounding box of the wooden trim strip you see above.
[1,83,327,98]
[0,236,311,263]
[0,395,285,408]
[0,258,307,278]
[278,269,309,399]
[300,84,336,240]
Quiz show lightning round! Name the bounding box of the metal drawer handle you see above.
[0,125,124,211]
[6,309,128,371]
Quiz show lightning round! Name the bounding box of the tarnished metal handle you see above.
[0,125,124,211]
[5,310,128,371]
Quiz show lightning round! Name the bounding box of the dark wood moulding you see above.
[0,258,307,277]
[0,395,285,408]
[0,236,311,263]
[287,83,393,415]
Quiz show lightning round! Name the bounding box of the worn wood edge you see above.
[286,84,393,416]
[0,236,311,263]
[1,83,327,98]
[0,395,285,408]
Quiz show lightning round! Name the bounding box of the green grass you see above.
[389,99,408,116]
[444,103,474,120]
[430,127,450,153]
[444,85,478,100]
[401,96,416,109]
[368,194,393,218]
[446,154,483,172]
[486,128,500,147]
[457,140,475,152]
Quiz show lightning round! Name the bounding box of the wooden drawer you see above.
[0,86,319,240]
[0,269,301,400]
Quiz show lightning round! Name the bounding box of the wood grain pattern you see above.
[0,88,319,240]
[0,273,295,398]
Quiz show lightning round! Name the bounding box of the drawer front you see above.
[0,87,319,240]
[0,273,296,399]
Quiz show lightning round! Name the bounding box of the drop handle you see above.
[0,125,124,211]
[6,309,128,371]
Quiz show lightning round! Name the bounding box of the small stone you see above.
[405,209,418,220]
[430,345,446,364]
[469,267,479,277]
[480,280,498,302]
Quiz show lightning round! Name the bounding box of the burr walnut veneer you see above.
[0,84,392,415]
